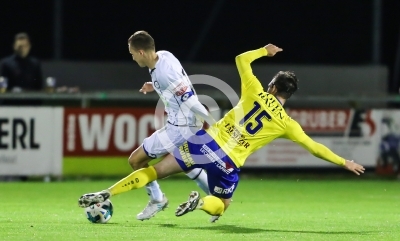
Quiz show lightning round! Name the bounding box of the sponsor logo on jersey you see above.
[213,183,235,195]
[200,144,234,174]
[179,142,194,167]
[153,81,160,89]
[181,91,193,102]
[224,123,250,148]
[173,82,189,96]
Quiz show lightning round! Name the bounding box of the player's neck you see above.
[146,52,159,69]
[276,96,286,106]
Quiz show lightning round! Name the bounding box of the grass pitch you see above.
[1,178,399,241]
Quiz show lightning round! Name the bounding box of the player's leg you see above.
[127,144,152,170]
[186,114,211,195]
[174,126,210,195]
[109,153,183,194]
[175,191,229,217]
[128,144,166,206]
[185,168,210,195]
[140,130,167,204]
[78,153,184,208]
[77,145,154,208]
[175,157,239,220]
[78,127,168,210]
[133,126,175,220]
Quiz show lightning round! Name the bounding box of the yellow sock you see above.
[197,195,225,216]
[108,166,157,196]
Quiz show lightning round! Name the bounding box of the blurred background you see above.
[1,0,400,180]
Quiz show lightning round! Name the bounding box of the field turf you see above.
[1,178,399,241]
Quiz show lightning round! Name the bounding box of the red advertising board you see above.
[63,108,162,156]
[287,109,376,137]
[63,108,379,166]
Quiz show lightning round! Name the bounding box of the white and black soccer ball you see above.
[84,200,113,224]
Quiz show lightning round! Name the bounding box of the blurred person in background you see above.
[379,117,400,178]
[0,32,43,105]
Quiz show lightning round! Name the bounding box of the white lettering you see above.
[336,111,347,127]
[289,110,349,130]
[67,115,75,151]
[201,145,226,167]
[114,114,136,151]
[200,146,233,174]
[214,186,223,194]
[79,114,114,151]
[213,184,235,194]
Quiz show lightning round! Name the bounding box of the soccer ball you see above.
[84,200,113,223]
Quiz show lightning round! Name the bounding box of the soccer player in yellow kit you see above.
[78,44,365,221]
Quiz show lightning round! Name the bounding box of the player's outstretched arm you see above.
[235,44,282,92]
[301,138,365,175]
[182,96,216,127]
[235,44,282,76]
[285,120,365,175]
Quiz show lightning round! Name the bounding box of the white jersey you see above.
[149,50,199,126]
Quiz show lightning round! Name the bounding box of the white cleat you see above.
[137,194,169,221]
[210,215,220,223]
[175,191,200,217]
[78,190,111,208]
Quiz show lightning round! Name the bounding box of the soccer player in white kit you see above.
[87,30,214,220]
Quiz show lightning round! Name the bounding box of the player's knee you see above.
[200,196,225,216]
[127,156,136,169]
[128,154,147,170]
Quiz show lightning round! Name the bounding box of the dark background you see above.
[1,0,400,89]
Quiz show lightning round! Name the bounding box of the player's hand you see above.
[343,160,365,175]
[139,82,154,94]
[264,44,283,57]
[202,121,210,130]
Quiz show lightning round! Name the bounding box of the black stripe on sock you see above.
[191,169,203,180]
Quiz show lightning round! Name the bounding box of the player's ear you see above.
[271,84,278,95]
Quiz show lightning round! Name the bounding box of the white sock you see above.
[186,168,210,194]
[145,181,163,202]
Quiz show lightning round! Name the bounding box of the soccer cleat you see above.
[78,190,111,208]
[136,194,169,221]
[175,191,200,217]
[210,215,220,223]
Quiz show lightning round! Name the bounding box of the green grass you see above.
[63,157,161,176]
[1,178,399,241]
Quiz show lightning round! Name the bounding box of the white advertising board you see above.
[0,107,63,175]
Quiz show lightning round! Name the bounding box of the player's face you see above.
[129,44,146,67]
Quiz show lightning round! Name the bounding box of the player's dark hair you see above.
[14,32,30,42]
[128,31,155,51]
[271,71,299,99]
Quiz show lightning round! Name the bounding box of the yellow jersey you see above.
[206,47,346,168]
